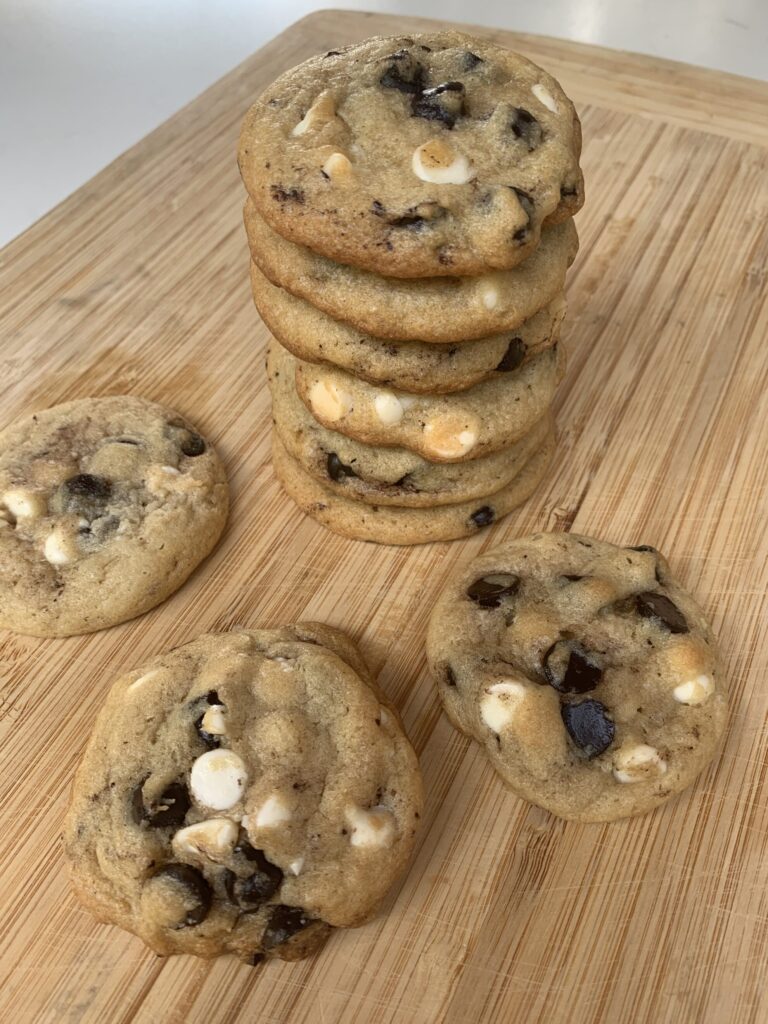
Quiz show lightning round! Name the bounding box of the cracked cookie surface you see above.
[0,396,228,636]
[239,32,583,278]
[64,624,423,963]
[426,532,727,821]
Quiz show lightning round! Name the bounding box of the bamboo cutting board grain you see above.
[1,11,767,1023]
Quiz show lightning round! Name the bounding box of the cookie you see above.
[64,624,423,964]
[239,32,583,278]
[251,261,565,394]
[426,532,727,821]
[271,431,555,545]
[245,198,578,342]
[289,340,564,462]
[268,338,553,507]
[0,396,228,637]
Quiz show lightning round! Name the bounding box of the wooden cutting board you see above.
[1,10,767,1023]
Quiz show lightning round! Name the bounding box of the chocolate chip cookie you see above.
[239,32,583,278]
[64,624,423,963]
[288,339,564,461]
[0,396,228,636]
[245,198,578,342]
[251,261,565,394]
[272,431,555,545]
[268,337,553,507]
[427,533,727,821]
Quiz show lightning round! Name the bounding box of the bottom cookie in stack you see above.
[267,340,556,545]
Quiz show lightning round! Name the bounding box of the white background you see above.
[1,0,767,247]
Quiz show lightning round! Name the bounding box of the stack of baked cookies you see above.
[239,32,584,544]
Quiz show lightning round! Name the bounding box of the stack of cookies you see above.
[239,32,583,544]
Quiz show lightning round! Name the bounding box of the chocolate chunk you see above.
[496,338,526,372]
[270,185,305,204]
[379,50,425,94]
[147,864,212,928]
[411,82,466,129]
[470,506,495,528]
[544,641,602,694]
[225,848,283,909]
[510,108,542,150]
[61,473,112,514]
[206,689,220,704]
[141,782,191,828]
[460,51,483,71]
[635,592,689,633]
[180,432,206,457]
[262,905,315,949]
[561,700,615,757]
[327,453,357,481]
[466,573,520,608]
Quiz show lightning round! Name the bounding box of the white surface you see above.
[1,0,767,247]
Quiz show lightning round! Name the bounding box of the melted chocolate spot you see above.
[142,782,191,828]
[510,108,542,150]
[61,474,112,514]
[561,700,615,757]
[262,905,315,949]
[496,338,526,372]
[544,642,602,694]
[635,592,689,633]
[470,506,495,528]
[379,51,425,94]
[327,453,357,481]
[466,574,520,608]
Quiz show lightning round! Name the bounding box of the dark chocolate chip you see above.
[248,953,265,966]
[460,50,483,71]
[635,592,689,633]
[324,50,341,57]
[61,474,112,514]
[270,185,305,204]
[147,863,212,928]
[327,453,357,481]
[544,641,603,694]
[561,700,615,757]
[442,664,457,687]
[511,186,536,221]
[466,573,520,608]
[262,905,315,949]
[206,690,220,704]
[141,782,191,828]
[180,432,206,457]
[371,199,386,217]
[629,545,657,553]
[562,573,585,583]
[387,202,447,229]
[411,81,466,129]
[496,338,526,372]
[510,108,542,150]
[195,691,224,749]
[470,506,495,528]
[561,183,579,199]
[379,51,425,94]
[225,849,283,909]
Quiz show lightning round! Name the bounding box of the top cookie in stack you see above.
[239,32,584,544]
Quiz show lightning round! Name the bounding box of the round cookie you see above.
[272,431,555,545]
[245,198,578,342]
[64,624,423,964]
[239,32,583,278]
[426,532,727,821]
[289,340,564,462]
[0,396,228,637]
[268,338,553,507]
[251,260,566,394]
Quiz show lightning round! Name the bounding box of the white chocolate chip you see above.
[673,674,715,706]
[480,281,499,310]
[423,413,479,459]
[374,391,405,426]
[201,704,227,736]
[3,487,47,520]
[308,379,353,422]
[289,857,304,876]
[43,525,81,565]
[613,744,667,784]
[292,92,336,136]
[532,82,558,113]
[254,792,293,828]
[172,817,238,862]
[190,749,248,810]
[322,152,353,183]
[411,139,475,185]
[378,706,392,728]
[346,805,396,849]
[480,681,526,733]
